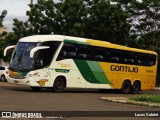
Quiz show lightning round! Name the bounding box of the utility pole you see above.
[30,0,33,6]
[28,0,34,33]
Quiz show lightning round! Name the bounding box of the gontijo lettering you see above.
[110,65,138,73]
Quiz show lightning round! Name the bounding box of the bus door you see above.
[33,50,51,87]
[32,41,61,87]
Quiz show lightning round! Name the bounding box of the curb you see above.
[100,97,160,108]
[155,87,160,90]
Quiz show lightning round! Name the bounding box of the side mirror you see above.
[30,46,50,58]
[4,45,16,56]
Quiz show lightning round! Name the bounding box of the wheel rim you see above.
[1,76,5,82]
[133,82,140,93]
[54,79,65,92]
[122,81,130,94]
[56,81,63,89]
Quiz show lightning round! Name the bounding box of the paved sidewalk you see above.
[100,97,160,107]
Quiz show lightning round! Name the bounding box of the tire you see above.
[31,87,41,92]
[52,78,65,92]
[121,81,131,94]
[131,81,140,94]
[1,75,6,82]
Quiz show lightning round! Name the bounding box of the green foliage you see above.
[125,0,160,86]
[12,0,131,45]
[129,94,160,103]
[0,10,7,40]
[85,0,131,45]
[0,33,18,62]
[0,10,8,61]
[0,10,7,27]
[127,0,160,51]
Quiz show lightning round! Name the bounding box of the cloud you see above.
[3,15,28,32]
[0,0,30,32]
[1,0,60,32]
[0,0,30,16]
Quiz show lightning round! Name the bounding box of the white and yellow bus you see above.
[4,35,157,93]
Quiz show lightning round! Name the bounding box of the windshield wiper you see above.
[13,46,27,70]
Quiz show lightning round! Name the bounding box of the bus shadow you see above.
[5,86,124,94]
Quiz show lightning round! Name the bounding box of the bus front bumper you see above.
[7,76,31,86]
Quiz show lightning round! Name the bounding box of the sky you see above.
[0,0,37,32]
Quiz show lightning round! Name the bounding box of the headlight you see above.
[25,71,39,78]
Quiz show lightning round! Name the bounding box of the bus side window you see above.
[95,55,104,61]
[94,47,108,62]
[136,54,146,66]
[109,50,122,63]
[123,52,135,64]
[35,41,61,69]
[77,45,93,60]
[111,57,119,62]
[57,43,77,61]
[78,54,87,59]
[59,51,67,59]
[67,52,76,58]
[146,55,156,66]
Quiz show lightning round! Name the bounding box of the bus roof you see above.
[19,35,65,42]
[19,35,157,55]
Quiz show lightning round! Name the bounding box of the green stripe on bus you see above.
[74,60,111,84]
[73,60,99,83]
[64,39,90,45]
[87,61,111,84]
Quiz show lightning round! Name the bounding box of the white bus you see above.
[4,35,157,93]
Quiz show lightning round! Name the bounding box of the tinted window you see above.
[136,54,146,66]
[0,67,5,70]
[146,55,156,66]
[57,43,77,60]
[94,47,108,62]
[123,52,135,64]
[34,41,61,69]
[77,45,93,60]
[109,50,122,63]
[57,42,157,66]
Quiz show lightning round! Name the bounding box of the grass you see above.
[129,94,160,103]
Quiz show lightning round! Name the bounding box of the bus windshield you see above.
[9,42,39,71]
[10,41,61,72]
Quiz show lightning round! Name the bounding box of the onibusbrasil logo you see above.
[1,112,43,119]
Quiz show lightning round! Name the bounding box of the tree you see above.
[12,0,131,45]
[0,10,7,27]
[85,0,131,44]
[0,10,18,62]
[0,10,7,40]
[0,33,18,62]
[0,10,8,60]
[128,0,160,51]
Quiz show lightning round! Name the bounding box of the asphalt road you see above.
[0,82,159,120]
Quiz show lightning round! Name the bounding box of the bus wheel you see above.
[131,81,140,94]
[31,87,41,92]
[53,77,65,92]
[1,75,6,82]
[121,81,131,94]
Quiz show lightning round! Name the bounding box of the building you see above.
[0,26,7,34]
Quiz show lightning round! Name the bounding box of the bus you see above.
[4,35,157,93]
